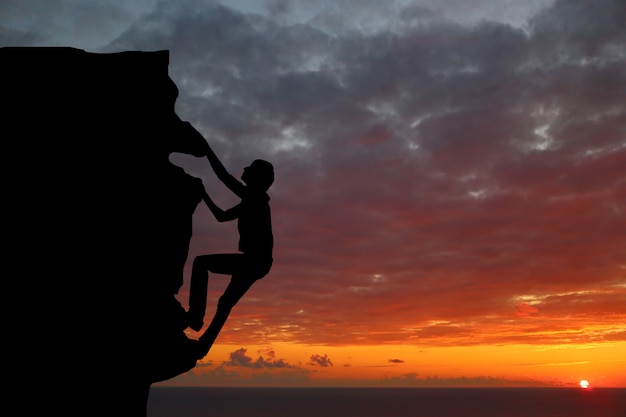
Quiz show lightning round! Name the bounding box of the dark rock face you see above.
[4,47,204,416]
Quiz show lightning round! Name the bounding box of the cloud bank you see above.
[2,0,624,350]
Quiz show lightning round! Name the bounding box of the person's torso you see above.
[237,193,273,258]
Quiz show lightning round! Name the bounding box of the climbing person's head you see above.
[242,159,274,192]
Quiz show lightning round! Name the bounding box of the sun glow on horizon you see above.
[160,341,626,388]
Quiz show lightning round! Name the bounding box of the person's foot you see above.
[196,338,210,360]
[187,310,204,332]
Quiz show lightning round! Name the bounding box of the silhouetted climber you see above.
[187,137,274,359]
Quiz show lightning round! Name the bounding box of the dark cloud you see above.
[388,359,405,364]
[309,354,334,367]
[528,0,626,62]
[222,347,297,369]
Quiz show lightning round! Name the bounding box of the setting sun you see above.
[579,380,590,389]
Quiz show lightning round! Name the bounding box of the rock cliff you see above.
[4,47,204,416]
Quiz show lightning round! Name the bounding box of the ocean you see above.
[147,387,626,417]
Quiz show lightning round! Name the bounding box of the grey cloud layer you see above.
[161,0,624,346]
[3,0,624,347]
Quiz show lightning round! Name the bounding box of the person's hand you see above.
[181,121,209,157]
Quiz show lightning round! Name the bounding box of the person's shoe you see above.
[187,311,204,331]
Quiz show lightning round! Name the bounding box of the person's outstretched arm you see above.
[201,188,240,222]
[202,140,246,198]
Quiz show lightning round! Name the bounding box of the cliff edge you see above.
[4,47,205,416]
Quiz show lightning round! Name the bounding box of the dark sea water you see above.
[147,387,626,417]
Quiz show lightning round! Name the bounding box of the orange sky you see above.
[160,341,626,388]
[158,273,625,388]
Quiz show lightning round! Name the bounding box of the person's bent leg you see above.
[187,255,213,331]
[198,274,256,357]
[188,254,243,331]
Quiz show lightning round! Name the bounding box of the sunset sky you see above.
[3,0,625,388]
